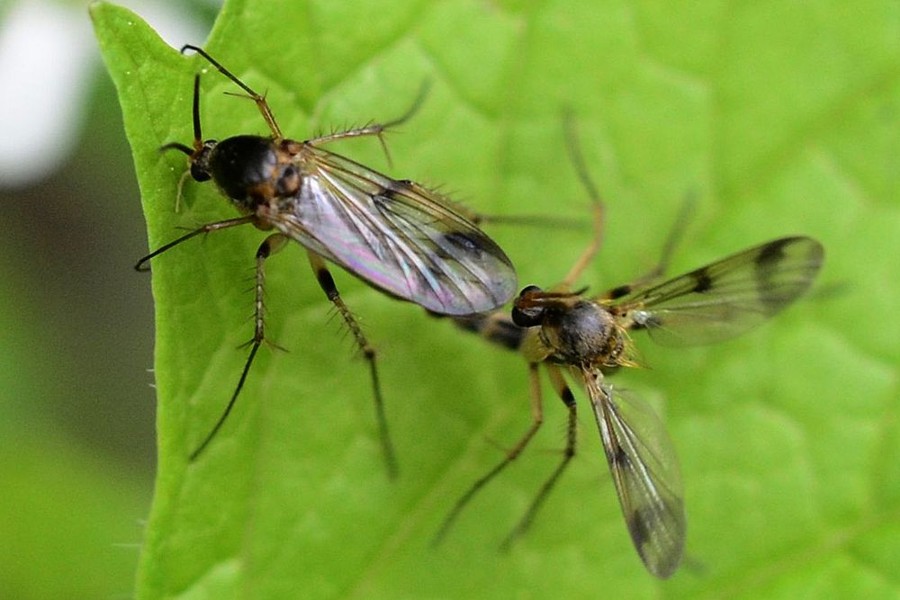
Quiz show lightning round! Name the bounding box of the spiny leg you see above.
[181,45,430,169]
[500,364,578,550]
[189,233,288,461]
[306,79,429,155]
[306,252,398,479]
[432,362,545,546]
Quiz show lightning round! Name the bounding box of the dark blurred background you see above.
[0,2,217,597]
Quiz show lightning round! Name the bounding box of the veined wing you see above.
[582,368,685,578]
[272,144,516,316]
[609,236,824,345]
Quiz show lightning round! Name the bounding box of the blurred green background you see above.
[0,2,218,598]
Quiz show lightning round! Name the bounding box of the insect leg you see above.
[557,112,606,289]
[307,80,429,146]
[305,81,430,170]
[647,193,695,278]
[432,362,546,546]
[600,195,695,301]
[447,311,526,352]
[135,215,257,271]
[305,252,398,479]
[189,233,288,461]
[180,45,284,140]
[458,114,603,239]
[499,364,578,550]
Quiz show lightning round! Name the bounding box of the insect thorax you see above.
[206,135,302,213]
[540,301,628,368]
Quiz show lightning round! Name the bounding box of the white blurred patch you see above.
[0,0,211,189]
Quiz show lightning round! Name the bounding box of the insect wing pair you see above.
[505,235,824,577]
[536,237,823,577]
[284,145,516,314]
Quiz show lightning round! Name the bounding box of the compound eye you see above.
[190,162,212,182]
[187,140,217,182]
[511,285,545,327]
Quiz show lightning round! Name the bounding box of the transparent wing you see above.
[610,236,824,345]
[582,367,685,578]
[270,145,517,315]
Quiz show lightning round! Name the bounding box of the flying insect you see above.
[435,118,824,577]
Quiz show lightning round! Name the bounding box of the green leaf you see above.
[93,0,900,598]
